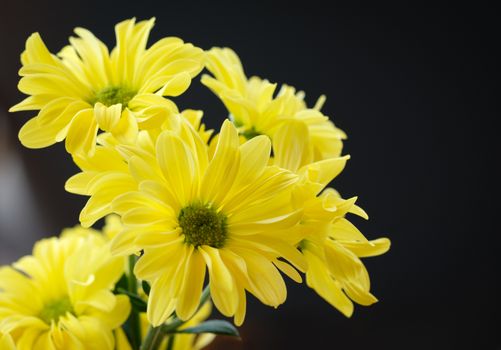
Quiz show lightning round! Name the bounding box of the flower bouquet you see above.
[0,18,390,350]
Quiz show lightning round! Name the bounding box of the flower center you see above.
[91,85,136,108]
[229,115,261,140]
[39,296,75,324]
[241,127,261,140]
[178,203,227,248]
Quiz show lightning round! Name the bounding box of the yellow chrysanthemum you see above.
[271,121,390,316]
[0,227,130,349]
[69,116,306,326]
[0,331,16,350]
[295,185,390,317]
[302,221,391,317]
[202,47,346,161]
[10,18,204,156]
[116,301,215,350]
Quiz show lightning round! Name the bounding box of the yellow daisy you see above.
[92,118,306,326]
[201,47,346,161]
[296,185,390,317]
[302,220,391,317]
[9,18,205,156]
[271,121,390,316]
[0,227,130,349]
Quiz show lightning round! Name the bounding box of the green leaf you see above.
[174,320,240,337]
[142,280,151,296]
[117,288,147,313]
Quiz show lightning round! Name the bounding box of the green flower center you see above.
[229,115,261,140]
[178,203,228,248]
[39,296,75,324]
[91,85,136,108]
[241,127,261,140]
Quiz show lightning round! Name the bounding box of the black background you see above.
[0,1,497,349]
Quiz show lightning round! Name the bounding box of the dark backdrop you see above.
[0,2,497,349]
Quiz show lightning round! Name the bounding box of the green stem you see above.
[141,326,164,350]
[128,255,141,350]
[165,335,175,350]
[198,285,211,310]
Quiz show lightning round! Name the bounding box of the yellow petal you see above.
[176,250,206,320]
[223,166,297,214]
[298,155,350,188]
[34,96,76,125]
[139,180,181,215]
[111,108,138,144]
[21,32,57,65]
[79,173,136,227]
[110,229,140,256]
[273,120,313,172]
[233,247,286,307]
[127,155,163,183]
[324,240,378,306]
[73,316,114,350]
[147,275,178,326]
[18,117,58,148]
[65,108,98,156]
[201,120,240,205]
[94,102,121,132]
[229,210,302,236]
[199,246,237,316]
[112,191,170,216]
[273,260,302,283]
[233,134,271,187]
[134,239,183,280]
[330,218,370,243]
[9,95,49,112]
[340,238,391,258]
[303,248,353,317]
[156,131,196,207]
[157,72,191,96]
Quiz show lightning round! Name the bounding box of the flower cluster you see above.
[2,18,390,349]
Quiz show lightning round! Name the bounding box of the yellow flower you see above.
[297,186,390,317]
[116,301,215,350]
[271,121,391,316]
[10,18,204,156]
[0,227,130,349]
[83,117,306,326]
[0,332,16,350]
[302,226,390,317]
[202,47,346,161]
